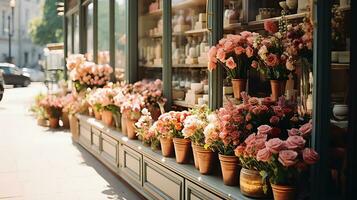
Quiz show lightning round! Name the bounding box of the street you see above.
[0,83,142,200]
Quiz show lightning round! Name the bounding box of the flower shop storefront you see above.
[54,0,355,199]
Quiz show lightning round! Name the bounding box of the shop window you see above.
[73,13,79,54]
[97,0,110,64]
[67,15,72,55]
[114,0,127,82]
[86,2,94,61]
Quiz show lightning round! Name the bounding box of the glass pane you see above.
[138,0,162,81]
[98,0,110,64]
[73,13,79,54]
[114,0,127,82]
[171,0,208,109]
[328,2,351,199]
[67,16,72,55]
[86,2,94,61]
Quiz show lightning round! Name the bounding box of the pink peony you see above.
[234,46,245,55]
[257,148,272,162]
[264,19,278,34]
[217,48,226,62]
[288,128,300,136]
[265,53,279,67]
[265,138,285,154]
[245,46,254,58]
[226,57,237,69]
[299,122,312,138]
[302,148,319,165]
[285,135,306,150]
[278,150,298,167]
[257,125,272,135]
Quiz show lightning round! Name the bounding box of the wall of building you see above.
[0,0,44,67]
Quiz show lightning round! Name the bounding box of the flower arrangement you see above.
[39,95,63,118]
[155,111,190,139]
[182,105,210,146]
[118,93,144,121]
[135,108,153,145]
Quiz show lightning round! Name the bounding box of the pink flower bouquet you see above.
[135,108,154,145]
[155,111,190,139]
[39,95,63,118]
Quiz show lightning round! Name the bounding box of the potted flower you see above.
[256,122,318,200]
[135,108,153,145]
[148,121,160,151]
[182,105,214,174]
[31,93,48,126]
[40,95,63,129]
[120,94,143,139]
[156,112,175,157]
[99,87,119,127]
[87,88,103,120]
[207,32,258,99]
[113,83,133,134]
[253,20,290,101]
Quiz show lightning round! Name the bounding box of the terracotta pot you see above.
[61,112,70,129]
[126,118,137,139]
[160,137,174,157]
[121,114,127,135]
[271,184,296,200]
[37,118,48,127]
[173,138,191,164]
[102,110,114,126]
[113,112,121,129]
[49,117,59,129]
[270,80,286,101]
[219,154,240,186]
[94,109,102,120]
[231,79,247,99]
[69,114,79,142]
[240,168,268,198]
[196,146,215,175]
[192,143,200,170]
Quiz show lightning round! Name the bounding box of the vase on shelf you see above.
[121,113,127,135]
[191,143,200,169]
[218,154,240,186]
[240,168,269,198]
[160,137,174,157]
[196,145,215,175]
[231,79,247,99]
[102,110,114,126]
[270,80,286,101]
[94,108,102,120]
[271,184,296,200]
[173,138,191,164]
[126,118,137,139]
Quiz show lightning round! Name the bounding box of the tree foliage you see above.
[29,0,63,46]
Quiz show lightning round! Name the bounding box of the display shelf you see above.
[172,63,207,68]
[184,29,209,35]
[331,63,350,70]
[76,114,253,200]
[173,100,196,108]
[140,64,163,68]
[172,0,206,11]
[223,22,244,31]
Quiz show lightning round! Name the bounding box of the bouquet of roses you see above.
[135,108,153,145]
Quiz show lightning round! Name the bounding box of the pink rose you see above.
[269,116,280,125]
[251,60,259,69]
[265,138,284,154]
[256,148,272,162]
[257,125,272,135]
[244,134,256,145]
[208,46,217,58]
[226,57,237,69]
[235,145,246,157]
[235,46,245,55]
[245,46,254,58]
[207,60,217,71]
[217,48,226,62]
[264,19,278,34]
[285,135,306,150]
[288,128,300,136]
[299,122,312,138]
[224,41,235,52]
[265,54,279,67]
[278,150,298,167]
[240,31,252,38]
[302,148,319,165]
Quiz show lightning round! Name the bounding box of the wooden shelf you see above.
[140,64,162,68]
[331,63,350,70]
[248,12,308,30]
[172,0,206,11]
[173,100,195,108]
[224,22,244,31]
[184,29,208,35]
[172,63,207,68]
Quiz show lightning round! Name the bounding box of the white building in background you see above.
[0,0,44,67]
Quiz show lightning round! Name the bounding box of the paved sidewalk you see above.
[0,83,143,200]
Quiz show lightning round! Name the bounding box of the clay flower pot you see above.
[271,184,296,200]
[94,109,102,120]
[173,138,191,164]
[121,114,128,135]
[69,114,79,142]
[270,80,286,101]
[218,154,240,186]
[191,143,200,169]
[102,110,114,126]
[49,117,59,129]
[160,137,174,157]
[61,112,70,129]
[231,79,247,99]
[196,146,215,175]
[240,168,268,198]
[126,118,137,139]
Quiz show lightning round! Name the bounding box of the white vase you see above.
[286,0,298,9]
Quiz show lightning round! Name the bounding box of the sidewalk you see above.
[0,83,142,200]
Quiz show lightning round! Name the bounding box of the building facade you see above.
[0,0,43,67]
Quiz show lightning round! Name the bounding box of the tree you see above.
[29,0,63,46]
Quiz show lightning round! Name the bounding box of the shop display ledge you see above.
[76,114,256,200]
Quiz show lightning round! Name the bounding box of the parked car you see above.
[0,63,31,87]
[21,67,46,82]
[0,69,4,101]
